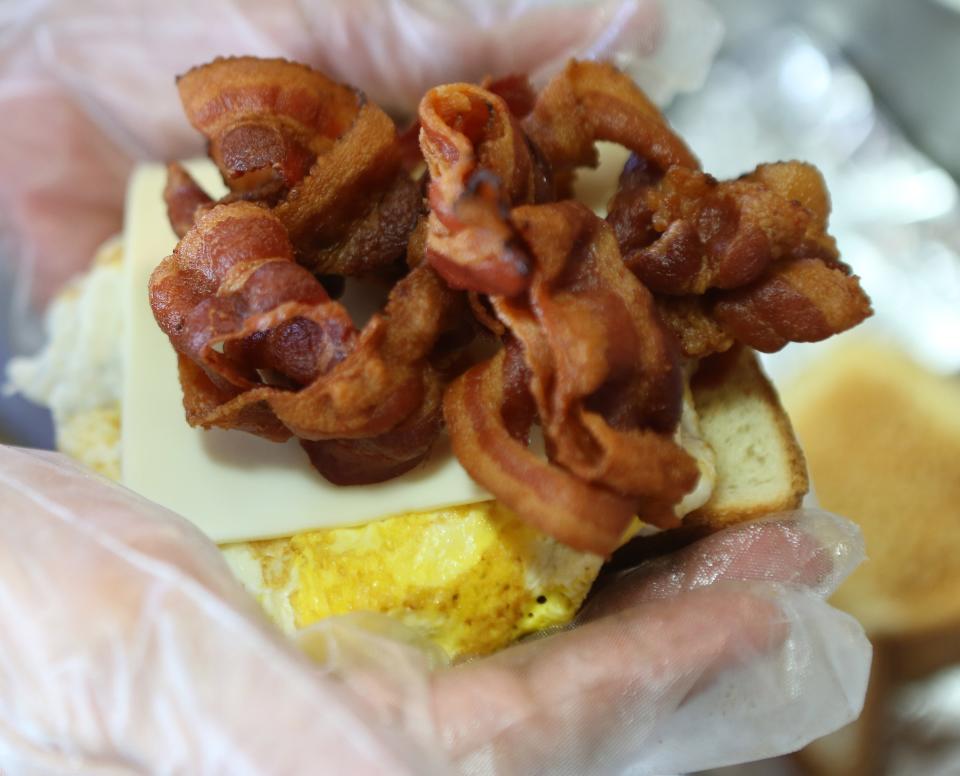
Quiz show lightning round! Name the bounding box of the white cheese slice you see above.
[121,160,489,543]
[122,152,714,545]
[572,142,633,216]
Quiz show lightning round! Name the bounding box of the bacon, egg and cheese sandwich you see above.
[9,58,871,659]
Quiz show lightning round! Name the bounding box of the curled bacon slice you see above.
[608,158,871,356]
[164,162,214,239]
[419,83,547,296]
[503,203,696,496]
[188,265,453,443]
[609,161,840,295]
[712,258,873,352]
[482,74,538,118]
[301,371,444,485]
[445,202,698,555]
[524,60,698,194]
[177,57,358,198]
[270,98,421,277]
[446,344,640,555]
[176,57,420,276]
[150,202,351,391]
[177,355,290,442]
[150,201,457,483]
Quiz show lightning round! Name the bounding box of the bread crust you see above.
[605,347,809,569]
[686,347,808,531]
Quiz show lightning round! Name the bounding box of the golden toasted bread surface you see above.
[784,341,960,635]
[687,347,808,530]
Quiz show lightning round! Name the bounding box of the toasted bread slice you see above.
[783,340,960,636]
[688,346,809,531]
[606,346,809,568]
[790,341,960,776]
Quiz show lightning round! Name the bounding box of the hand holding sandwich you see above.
[0,4,876,773]
[0,446,870,775]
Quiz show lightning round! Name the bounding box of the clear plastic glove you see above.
[0,0,721,311]
[0,445,871,775]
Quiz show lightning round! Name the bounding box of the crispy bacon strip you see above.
[176,57,420,276]
[260,263,455,440]
[182,266,452,447]
[524,60,697,194]
[419,83,547,296]
[164,162,214,238]
[499,202,696,498]
[609,161,840,295]
[482,74,538,118]
[271,99,421,276]
[445,202,698,555]
[150,201,456,483]
[301,371,443,485]
[176,355,290,441]
[178,57,358,198]
[608,158,870,355]
[150,202,351,390]
[445,345,641,555]
[712,258,873,352]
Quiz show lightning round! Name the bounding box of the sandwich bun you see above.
[784,341,960,636]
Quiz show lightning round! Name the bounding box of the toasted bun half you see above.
[784,340,960,636]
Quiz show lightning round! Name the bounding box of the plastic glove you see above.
[0,0,721,312]
[0,445,870,775]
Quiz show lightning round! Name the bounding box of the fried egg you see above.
[222,501,605,658]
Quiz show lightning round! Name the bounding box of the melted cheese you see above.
[572,141,633,215]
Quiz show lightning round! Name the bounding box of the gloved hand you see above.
[0,445,870,775]
[0,0,721,309]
